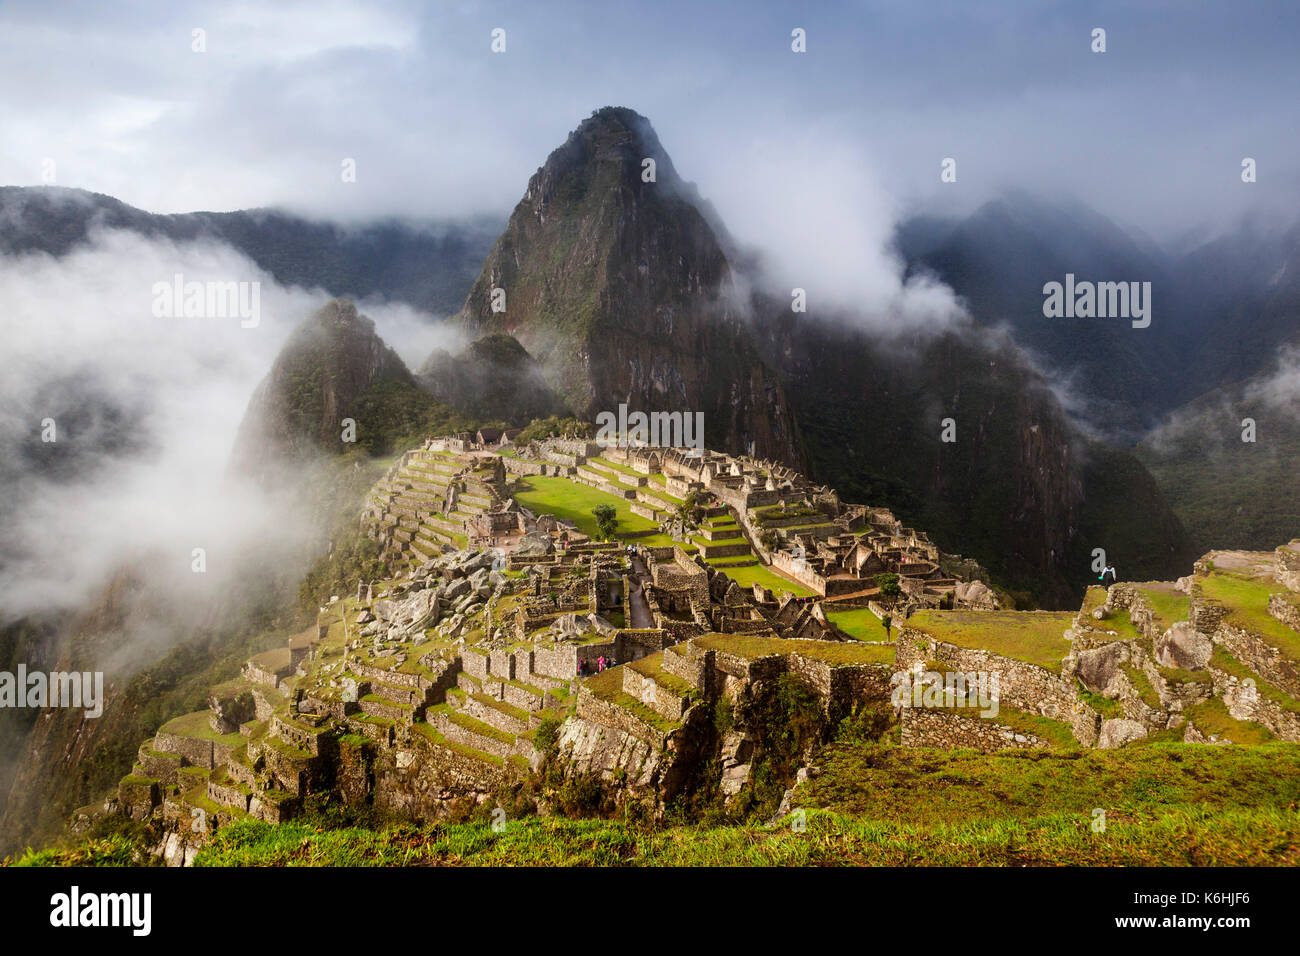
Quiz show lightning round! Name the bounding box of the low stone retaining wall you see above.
[900,709,1051,751]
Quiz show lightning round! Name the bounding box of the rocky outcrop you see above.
[1076,642,1128,696]
[1098,718,1148,749]
[1154,621,1213,670]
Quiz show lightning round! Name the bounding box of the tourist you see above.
[597,656,605,673]
[1100,564,1117,588]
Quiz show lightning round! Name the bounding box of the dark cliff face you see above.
[750,306,1192,606]
[231,299,466,476]
[445,107,802,465]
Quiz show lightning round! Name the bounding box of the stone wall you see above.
[769,550,828,596]
[900,709,1051,751]
[1275,542,1300,592]
[575,687,671,746]
[785,654,894,708]
[532,643,578,680]
[630,502,661,521]
[1267,592,1300,633]
[1213,667,1300,740]
[1212,621,1300,700]
[897,625,1098,746]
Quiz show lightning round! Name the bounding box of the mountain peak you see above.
[520,105,687,216]
[437,108,801,464]
[231,298,464,474]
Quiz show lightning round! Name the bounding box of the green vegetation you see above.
[1184,698,1274,745]
[1123,664,1161,709]
[724,675,827,819]
[1209,645,1300,715]
[708,562,816,598]
[511,476,659,541]
[826,607,892,642]
[581,668,681,734]
[799,741,1300,825]
[874,572,902,601]
[1079,688,1123,719]
[905,610,1074,671]
[692,634,895,666]
[1134,584,1191,631]
[1200,570,1300,663]
[1094,608,1143,642]
[298,531,386,613]
[591,504,619,541]
[514,416,593,444]
[151,741,1300,866]
[1137,388,1300,554]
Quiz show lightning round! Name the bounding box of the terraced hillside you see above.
[363,446,511,564]
[37,432,1300,868]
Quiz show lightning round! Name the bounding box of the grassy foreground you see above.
[11,742,1300,867]
[166,807,1300,866]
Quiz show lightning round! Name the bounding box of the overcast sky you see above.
[2,0,1297,242]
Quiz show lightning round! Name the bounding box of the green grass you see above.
[1092,609,1143,642]
[626,654,696,697]
[1134,584,1191,631]
[708,562,816,598]
[176,802,1300,866]
[693,634,896,666]
[511,476,661,541]
[118,774,158,788]
[22,740,1300,868]
[1123,664,1161,709]
[906,610,1074,671]
[579,667,681,733]
[9,835,154,867]
[799,741,1300,824]
[1209,645,1300,714]
[1078,688,1124,719]
[157,710,245,746]
[826,607,892,642]
[1183,698,1274,745]
[1200,570,1300,664]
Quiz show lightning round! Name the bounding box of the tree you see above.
[882,614,892,638]
[592,504,618,541]
[875,572,902,603]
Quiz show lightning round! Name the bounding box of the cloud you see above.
[0,226,449,622]
[694,131,968,334]
[1,0,1295,237]
[1247,345,1300,410]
